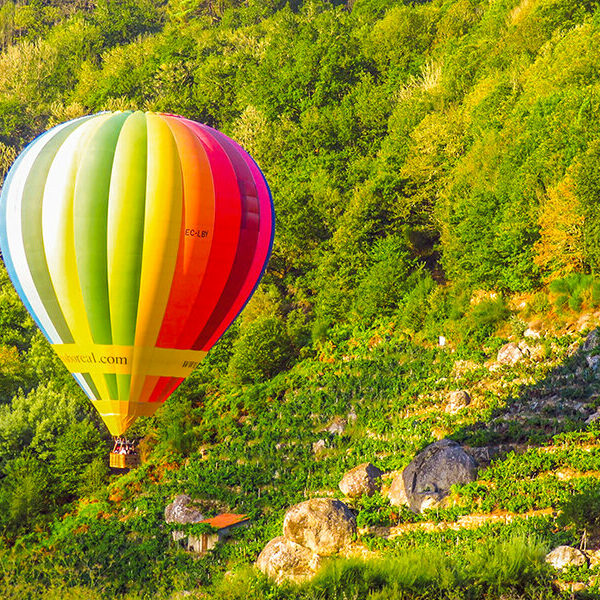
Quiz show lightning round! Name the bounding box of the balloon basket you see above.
[109,452,140,469]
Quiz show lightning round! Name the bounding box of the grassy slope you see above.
[4,292,600,599]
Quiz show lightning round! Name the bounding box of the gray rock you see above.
[339,463,383,498]
[256,536,322,584]
[586,412,600,425]
[164,495,204,524]
[587,355,600,371]
[463,445,506,468]
[546,546,587,570]
[283,498,356,556]
[524,328,541,339]
[445,390,471,414]
[402,439,478,513]
[387,473,409,507]
[312,439,327,455]
[497,343,525,366]
[325,417,347,435]
[583,329,600,352]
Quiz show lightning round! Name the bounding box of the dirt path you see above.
[358,507,555,540]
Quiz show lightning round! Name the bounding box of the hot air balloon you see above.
[0,111,274,458]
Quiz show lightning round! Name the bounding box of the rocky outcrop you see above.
[400,439,478,513]
[445,390,471,414]
[586,411,600,425]
[256,498,356,582]
[256,536,322,584]
[497,342,526,366]
[339,463,383,498]
[583,329,600,352]
[587,355,600,371]
[546,546,587,570]
[283,498,356,556]
[164,494,204,524]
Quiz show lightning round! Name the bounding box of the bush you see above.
[549,273,600,313]
[354,235,418,321]
[558,488,600,544]
[228,316,294,383]
[0,454,52,533]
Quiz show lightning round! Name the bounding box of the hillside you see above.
[2,0,600,598]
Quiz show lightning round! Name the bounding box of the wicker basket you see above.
[109,452,140,469]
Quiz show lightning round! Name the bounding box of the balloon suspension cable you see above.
[111,436,137,456]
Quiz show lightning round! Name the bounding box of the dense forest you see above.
[3,0,600,597]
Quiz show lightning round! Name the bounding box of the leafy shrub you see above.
[558,488,600,543]
[355,492,396,528]
[448,295,511,347]
[397,269,436,332]
[0,454,52,533]
[353,235,418,321]
[228,316,294,383]
[549,273,600,313]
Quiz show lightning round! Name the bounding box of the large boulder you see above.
[256,536,322,584]
[164,494,205,524]
[283,498,356,556]
[546,546,587,570]
[339,463,383,498]
[402,439,478,512]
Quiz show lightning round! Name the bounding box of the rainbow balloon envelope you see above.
[0,111,274,436]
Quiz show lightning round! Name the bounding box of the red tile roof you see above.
[200,513,249,530]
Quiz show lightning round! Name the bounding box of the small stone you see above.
[524,328,541,339]
[325,417,347,435]
[445,390,471,414]
[556,580,587,593]
[339,463,383,498]
[546,546,587,570]
[497,342,525,366]
[418,493,444,511]
[313,439,327,454]
[438,336,447,347]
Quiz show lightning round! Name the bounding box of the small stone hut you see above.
[179,513,249,554]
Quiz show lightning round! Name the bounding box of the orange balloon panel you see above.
[0,111,274,435]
